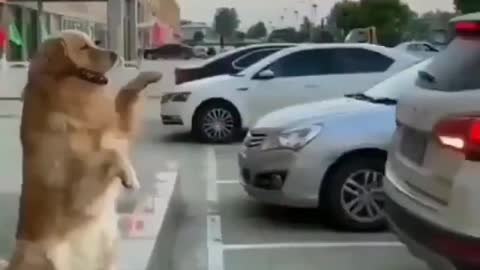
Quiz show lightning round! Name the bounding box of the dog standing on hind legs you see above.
[1,30,162,270]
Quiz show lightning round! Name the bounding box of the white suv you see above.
[385,13,480,270]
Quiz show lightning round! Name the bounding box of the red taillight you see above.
[456,22,480,34]
[434,115,480,160]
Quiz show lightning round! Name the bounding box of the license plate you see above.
[400,127,428,165]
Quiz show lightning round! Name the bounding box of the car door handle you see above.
[236,87,249,91]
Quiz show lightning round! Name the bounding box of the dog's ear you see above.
[29,37,72,78]
[40,38,67,62]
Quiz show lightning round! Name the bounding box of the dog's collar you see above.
[76,68,108,85]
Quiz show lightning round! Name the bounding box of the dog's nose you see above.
[109,51,118,63]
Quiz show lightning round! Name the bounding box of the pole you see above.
[127,0,138,61]
[37,0,43,46]
[107,0,125,58]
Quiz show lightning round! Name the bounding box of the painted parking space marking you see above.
[216,179,240,185]
[207,147,225,270]
[223,241,404,251]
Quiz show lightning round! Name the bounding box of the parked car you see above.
[238,60,429,231]
[161,43,420,143]
[384,13,480,270]
[193,46,209,59]
[174,43,295,85]
[143,43,194,60]
[395,41,440,59]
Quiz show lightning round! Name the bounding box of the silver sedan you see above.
[237,60,429,231]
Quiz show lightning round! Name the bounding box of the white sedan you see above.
[160,43,420,143]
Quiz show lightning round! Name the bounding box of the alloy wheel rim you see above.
[202,108,235,141]
[340,169,385,223]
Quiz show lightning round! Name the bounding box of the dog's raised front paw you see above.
[136,71,162,86]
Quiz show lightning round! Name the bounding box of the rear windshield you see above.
[416,36,480,92]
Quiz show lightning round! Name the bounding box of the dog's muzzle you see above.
[76,68,108,85]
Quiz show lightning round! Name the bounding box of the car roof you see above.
[239,42,419,76]
[275,43,418,60]
[451,12,480,23]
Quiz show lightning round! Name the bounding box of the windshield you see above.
[364,59,431,100]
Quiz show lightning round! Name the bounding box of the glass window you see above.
[232,49,280,70]
[417,36,480,92]
[268,49,334,77]
[334,48,394,73]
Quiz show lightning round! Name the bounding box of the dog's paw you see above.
[136,71,162,86]
[121,164,141,190]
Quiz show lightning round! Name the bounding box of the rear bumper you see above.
[386,195,480,270]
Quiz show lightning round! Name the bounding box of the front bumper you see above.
[160,100,193,131]
[385,184,480,270]
[237,144,332,208]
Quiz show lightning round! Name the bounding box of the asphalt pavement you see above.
[0,59,431,270]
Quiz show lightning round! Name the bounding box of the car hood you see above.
[174,74,243,92]
[254,97,392,129]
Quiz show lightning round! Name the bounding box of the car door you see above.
[246,49,330,125]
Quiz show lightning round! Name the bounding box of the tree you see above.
[328,0,364,35]
[213,7,240,47]
[235,31,246,41]
[312,27,335,43]
[328,0,412,46]
[193,31,205,43]
[246,22,267,39]
[454,0,480,14]
[297,16,313,42]
[404,10,455,42]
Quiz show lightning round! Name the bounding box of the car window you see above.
[333,48,394,73]
[407,44,421,51]
[416,36,480,92]
[267,49,335,77]
[232,49,282,70]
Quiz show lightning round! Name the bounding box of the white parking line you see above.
[223,241,404,251]
[206,147,225,270]
[216,179,240,184]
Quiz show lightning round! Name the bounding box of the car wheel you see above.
[323,156,387,231]
[192,102,241,143]
[145,53,153,60]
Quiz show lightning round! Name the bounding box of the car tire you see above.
[192,102,241,144]
[323,155,387,231]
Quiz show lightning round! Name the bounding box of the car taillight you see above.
[455,22,480,35]
[434,115,480,161]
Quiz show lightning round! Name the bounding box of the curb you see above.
[118,171,185,270]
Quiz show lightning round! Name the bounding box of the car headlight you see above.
[261,123,323,151]
[161,92,191,104]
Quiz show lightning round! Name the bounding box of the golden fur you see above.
[2,30,162,270]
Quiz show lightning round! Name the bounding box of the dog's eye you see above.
[80,44,89,50]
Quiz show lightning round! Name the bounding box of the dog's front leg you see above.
[115,71,162,135]
[103,149,140,190]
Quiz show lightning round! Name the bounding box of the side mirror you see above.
[256,69,275,80]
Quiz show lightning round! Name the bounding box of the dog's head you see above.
[29,30,118,85]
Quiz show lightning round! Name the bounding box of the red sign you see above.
[0,27,7,49]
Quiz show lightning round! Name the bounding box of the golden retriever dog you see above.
[1,30,162,270]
